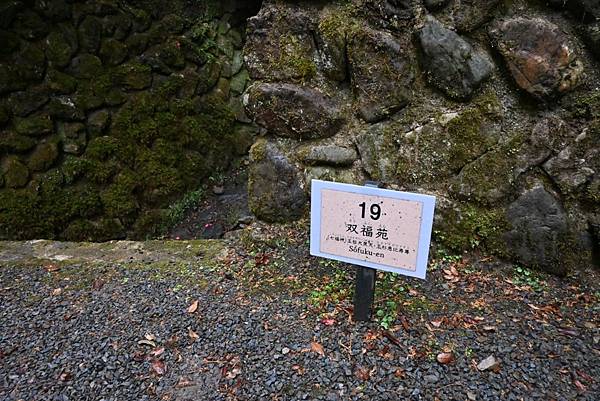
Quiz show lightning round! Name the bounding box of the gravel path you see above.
[1,225,599,401]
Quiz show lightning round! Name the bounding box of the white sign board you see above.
[310,180,436,279]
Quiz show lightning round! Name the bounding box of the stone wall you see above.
[0,0,258,240]
[244,0,600,275]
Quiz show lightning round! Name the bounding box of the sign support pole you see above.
[353,181,381,322]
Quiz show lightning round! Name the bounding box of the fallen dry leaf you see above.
[430,319,443,328]
[44,264,60,273]
[51,288,62,296]
[354,366,371,381]
[437,352,455,364]
[150,347,165,357]
[176,377,194,388]
[187,300,199,314]
[574,379,587,392]
[382,330,402,348]
[138,339,156,348]
[188,328,199,340]
[151,359,166,375]
[58,371,72,381]
[394,368,405,378]
[310,341,325,357]
[145,333,156,341]
[92,279,105,290]
[321,318,336,326]
[292,364,305,375]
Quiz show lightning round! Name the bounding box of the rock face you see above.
[504,186,574,276]
[454,0,501,32]
[245,83,344,140]
[298,145,358,167]
[418,16,494,100]
[489,18,584,100]
[248,139,307,222]
[348,27,414,122]
[0,0,258,240]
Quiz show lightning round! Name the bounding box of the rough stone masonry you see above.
[243,0,600,276]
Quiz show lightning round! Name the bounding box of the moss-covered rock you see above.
[2,156,29,188]
[0,131,37,153]
[99,38,128,66]
[102,12,132,40]
[47,96,85,121]
[58,122,86,155]
[78,15,103,53]
[125,32,149,55]
[46,29,76,68]
[13,9,48,40]
[45,69,78,94]
[14,114,53,137]
[8,87,49,117]
[248,138,307,222]
[62,217,126,241]
[69,54,103,79]
[116,62,152,90]
[87,110,111,138]
[0,29,21,56]
[435,200,509,254]
[348,26,415,122]
[28,141,59,172]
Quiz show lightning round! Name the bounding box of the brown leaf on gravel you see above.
[188,328,199,341]
[133,351,146,362]
[310,341,325,357]
[382,330,402,348]
[254,253,270,266]
[58,371,72,381]
[436,352,455,364]
[292,364,305,375]
[44,264,60,273]
[176,377,194,388]
[394,368,405,378]
[92,279,105,290]
[151,359,166,375]
[355,366,371,381]
[51,288,62,296]
[399,316,410,331]
[576,370,594,383]
[150,347,165,357]
[430,319,443,328]
[187,300,199,313]
[574,379,587,392]
[558,327,579,337]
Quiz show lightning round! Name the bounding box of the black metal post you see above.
[353,181,382,322]
[353,265,376,321]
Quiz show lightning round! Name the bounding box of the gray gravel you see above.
[0,235,599,401]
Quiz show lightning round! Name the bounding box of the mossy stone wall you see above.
[0,0,256,240]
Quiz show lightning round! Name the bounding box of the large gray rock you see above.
[245,83,344,140]
[504,185,572,276]
[418,16,494,100]
[243,3,317,82]
[489,17,584,100]
[542,129,599,195]
[248,138,307,222]
[348,27,414,122]
[297,144,358,167]
[354,123,397,182]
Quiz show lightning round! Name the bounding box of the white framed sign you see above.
[310,180,436,279]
